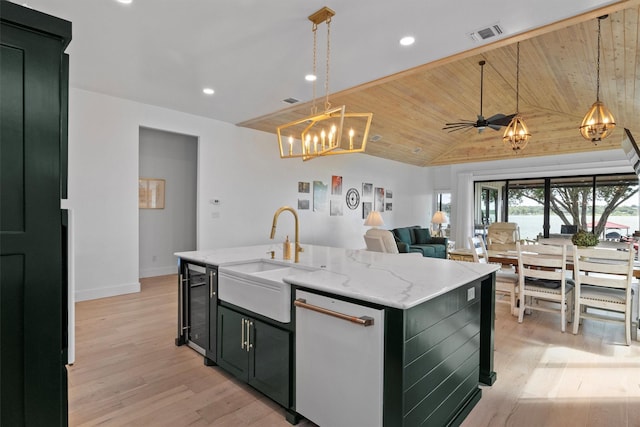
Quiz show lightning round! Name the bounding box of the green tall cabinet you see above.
[1,2,72,425]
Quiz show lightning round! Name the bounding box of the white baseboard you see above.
[75,281,141,302]
[139,265,178,278]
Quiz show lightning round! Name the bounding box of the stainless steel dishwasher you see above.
[295,289,384,427]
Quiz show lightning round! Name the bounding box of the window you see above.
[475,173,639,241]
[435,191,452,237]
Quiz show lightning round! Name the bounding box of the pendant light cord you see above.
[596,16,602,102]
[516,42,520,113]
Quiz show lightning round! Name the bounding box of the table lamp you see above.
[431,211,448,237]
[364,211,384,228]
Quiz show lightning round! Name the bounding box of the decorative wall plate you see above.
[346,188,360,209]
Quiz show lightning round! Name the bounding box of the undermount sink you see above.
[218,260,316,323]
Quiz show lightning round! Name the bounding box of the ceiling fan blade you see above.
[487,113,516,126]
[445,126,472,133]
[487,124,502,131]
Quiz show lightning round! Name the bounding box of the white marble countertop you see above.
[175,244,498,309]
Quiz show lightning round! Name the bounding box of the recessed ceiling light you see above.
[305,74,317,82]
[202,88,215,95]
[117,0,132,4]
[400,36,415,46]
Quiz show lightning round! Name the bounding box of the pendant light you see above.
[276,7,373,161]
[503,42,531,151]
[580,15,615,143]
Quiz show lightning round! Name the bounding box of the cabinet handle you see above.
[241,318,245,350]
[294,298,375,327]
[247,320,253,352]
[209,271,216,298]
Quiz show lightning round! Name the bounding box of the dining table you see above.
[487,249,640,279]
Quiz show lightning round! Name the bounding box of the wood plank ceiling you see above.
[238,5,640,167]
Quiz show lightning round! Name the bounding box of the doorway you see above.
[139,127,197,278]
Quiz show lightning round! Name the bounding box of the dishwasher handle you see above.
[294,298,374,327]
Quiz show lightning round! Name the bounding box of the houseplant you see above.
[571,230,599,247]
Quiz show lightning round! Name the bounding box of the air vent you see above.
[282,97,300,104]
[369,134,382,142]
[469,23,504,42]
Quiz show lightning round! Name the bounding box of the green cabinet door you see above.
[248,318,290,407]
[217,306,291,408]
[0,3,71,426]
[217,306,249,379]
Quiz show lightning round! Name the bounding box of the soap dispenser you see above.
[283,235,292,260]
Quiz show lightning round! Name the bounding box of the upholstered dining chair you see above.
[469,236,519,316]
[364,228,399,253]
[516,242,574,332]
[487,222,520,251]
[571,246,635,345]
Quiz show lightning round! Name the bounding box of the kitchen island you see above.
[175,244,498,426]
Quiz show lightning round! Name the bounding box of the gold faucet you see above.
[270,206,303,263]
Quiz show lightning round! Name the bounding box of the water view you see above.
[509,215,640,240]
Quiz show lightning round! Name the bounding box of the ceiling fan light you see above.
[580,100,616,143]
[503,115,530,151]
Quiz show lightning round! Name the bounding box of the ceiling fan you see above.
[442,60,515,133]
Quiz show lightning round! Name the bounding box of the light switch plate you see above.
[467,287,475,301]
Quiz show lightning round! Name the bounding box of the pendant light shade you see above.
[580,100,615,142]
[503,42,531,151]
[503,115,530,151]
[580,15,615,143]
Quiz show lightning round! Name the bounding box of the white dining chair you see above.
[517,242,573,332]
[469,236,519,316]
[572,246,635,345]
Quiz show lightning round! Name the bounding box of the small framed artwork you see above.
[313,181,328,212]
[330,200,343,216]
[331,175,343,195]
[362,182,373,198]
[386,189,393,199]
[298,199,310,210]
[139,178,165,209]
[298,181,310,193]
[362,202,372,219]
[386,203,393,211]
[374,187,385,212]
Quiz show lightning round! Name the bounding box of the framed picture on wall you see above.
[298,181,310,193]
[362,202,372,219]
[298,199,310,210]
[313,181,328,212]
[139,178,165,209]
[362,182,373,198]
[330,200,343,216]
[374,187,385,212]
[331,175,343,195]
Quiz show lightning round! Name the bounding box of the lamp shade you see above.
[364,211,384,227]
[431,211,448,224]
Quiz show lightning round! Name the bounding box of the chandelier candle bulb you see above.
[349,128,354,150]
[289,136,294,155]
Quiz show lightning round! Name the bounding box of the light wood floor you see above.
[69,275,640,426]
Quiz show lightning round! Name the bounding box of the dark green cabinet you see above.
[0,2,71,426]
[217,306,291,407]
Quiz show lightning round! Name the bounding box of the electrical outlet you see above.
[467,287,475,301]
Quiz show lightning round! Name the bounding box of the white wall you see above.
[68,88,430,301]
[139,127,197,278]
[431,150,634,248]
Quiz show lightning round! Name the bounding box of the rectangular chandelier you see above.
[277,106,373,161]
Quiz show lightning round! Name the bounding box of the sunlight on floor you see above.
[522,345,640,399]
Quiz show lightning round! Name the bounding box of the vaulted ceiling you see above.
[240,3,640,166]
